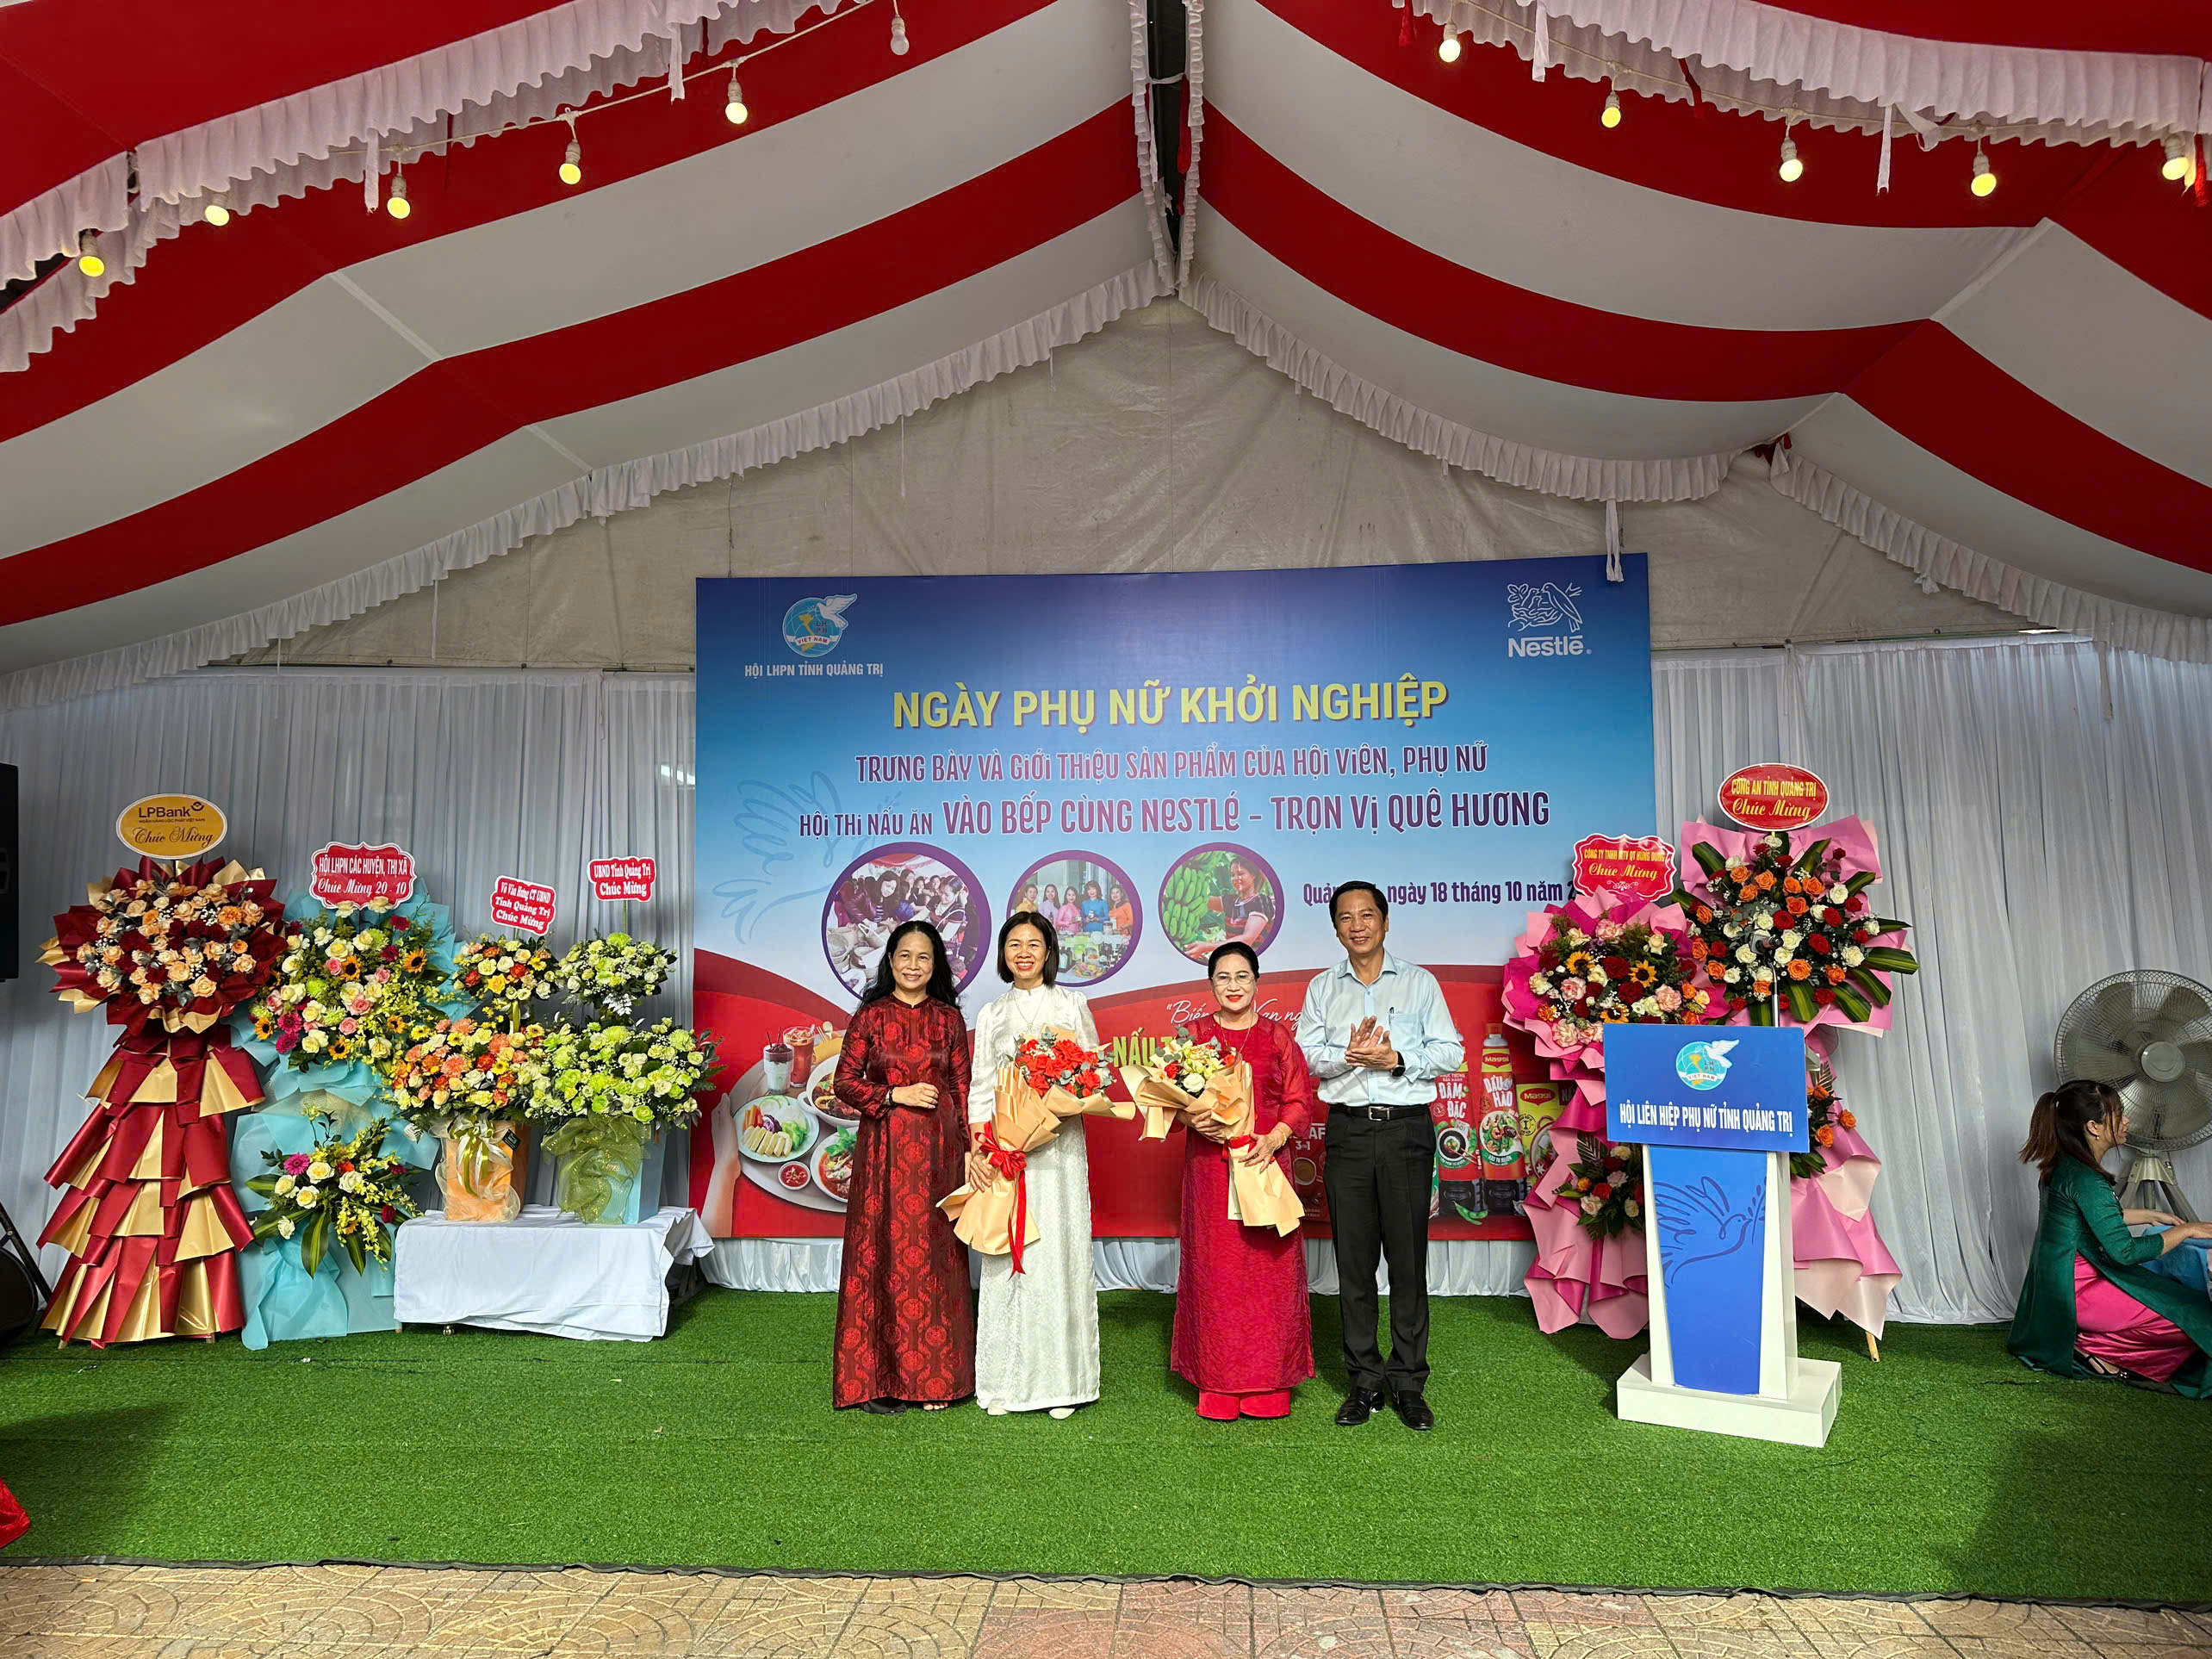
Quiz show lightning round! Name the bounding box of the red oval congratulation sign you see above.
[1718,763,1830,831]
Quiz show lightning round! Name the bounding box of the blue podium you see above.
[1604,1025,1841,1447]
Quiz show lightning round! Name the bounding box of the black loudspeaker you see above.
[0,761,15,981]
[0,1199,49,1339]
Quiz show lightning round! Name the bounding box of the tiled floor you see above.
[0,1566,2206,1659]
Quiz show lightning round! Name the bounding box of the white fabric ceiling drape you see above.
[3,640,2209,1322]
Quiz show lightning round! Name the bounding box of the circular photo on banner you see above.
[822,842,991,997]
[1007,851,1143,987]
[1158,843,1284,965]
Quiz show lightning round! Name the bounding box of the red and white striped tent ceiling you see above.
[1,0,2207,704]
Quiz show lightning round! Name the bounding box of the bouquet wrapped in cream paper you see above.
[1120,1031,1303,1236]
[1122,1029,1239,1141]
[940,1028,1130,1270]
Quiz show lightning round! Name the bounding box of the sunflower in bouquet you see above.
[444,935,557,1026]
[246,898,444,1073]
[245,1115,421,1275]
[1519,908,1712,1055]
[1122,1027,1237,1140]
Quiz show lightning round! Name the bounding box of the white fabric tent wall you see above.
[223,299,2018,675]
[4,637,2209,1325]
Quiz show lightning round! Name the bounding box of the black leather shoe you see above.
[1391,1392,1435,1431]
[1335,1389,1383,1426]
[860,1397,911,1415]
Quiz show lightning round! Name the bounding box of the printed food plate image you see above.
[737,1095,817,1163]
[809,1066,854,1122]
[811,1127,858,1203]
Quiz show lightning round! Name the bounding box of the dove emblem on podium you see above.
[1654,1172,1766,1287]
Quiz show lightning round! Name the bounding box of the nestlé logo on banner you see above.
[1505,581,1586,658]
[782,593,857,659]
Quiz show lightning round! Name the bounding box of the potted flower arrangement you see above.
[525,1018,716,1223]
[383,1016,544,1222]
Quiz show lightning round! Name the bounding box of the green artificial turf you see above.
[0,1290,2204,1600]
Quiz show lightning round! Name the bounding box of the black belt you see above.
[1331,1103,1429,1122]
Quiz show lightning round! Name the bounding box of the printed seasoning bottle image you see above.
[1289,1122,1329,1223]
[1477,1025,1527,1216]
[1432,1070,1485,1223]
[1517,1081,1565,1187]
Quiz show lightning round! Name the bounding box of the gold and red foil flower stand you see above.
[38,1028,262,1344]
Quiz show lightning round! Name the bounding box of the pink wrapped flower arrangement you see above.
[1501,887,1713,1120]
[1671,816,1918,1035]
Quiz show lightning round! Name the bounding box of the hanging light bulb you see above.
[1970,149,1997,196]
[75,229,105,277]
[202,194,231,227]
[1438,31,1462,64]
[2161,135,2192,182]
[559,138,583,187]
[889,3,909,55]
[1600,90,1622,128]
[387,171,412,220]
[1778,136,1804,183]
[724,67,748,125]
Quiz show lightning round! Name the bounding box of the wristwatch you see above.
[1389,1053,1405,1079]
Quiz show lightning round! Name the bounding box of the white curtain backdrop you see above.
[4,639,2209,1322]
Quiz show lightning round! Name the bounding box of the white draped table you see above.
[394,1205,711,1341]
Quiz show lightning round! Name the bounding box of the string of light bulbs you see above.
[1426,2,2205,200]
[71,0,904,269]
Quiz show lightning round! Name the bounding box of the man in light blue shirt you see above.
[1296,880,1465,1430]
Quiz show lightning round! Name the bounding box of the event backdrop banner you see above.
[690,558,1654,1240]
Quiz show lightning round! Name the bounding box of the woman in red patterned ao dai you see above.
[830,920,975,1413]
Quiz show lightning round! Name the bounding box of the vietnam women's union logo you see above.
[1675,1039,1739,1091]
[783,593,858,658]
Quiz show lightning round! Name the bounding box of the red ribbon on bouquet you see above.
[985,1141,1029,1273]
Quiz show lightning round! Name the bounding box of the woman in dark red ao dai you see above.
[1175,941,1317,1420]
[831,919,976,1413]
